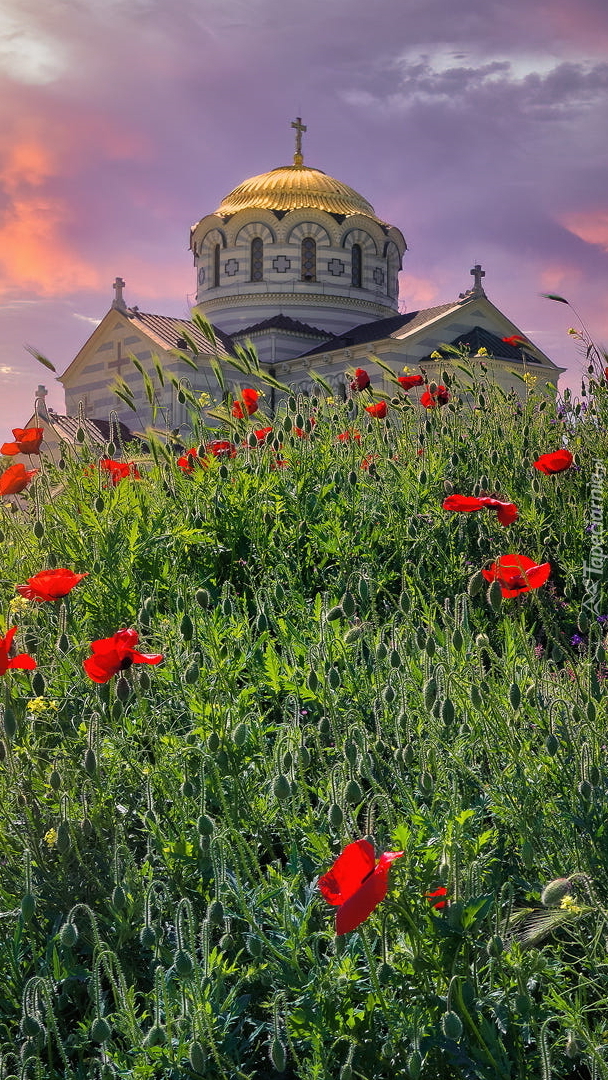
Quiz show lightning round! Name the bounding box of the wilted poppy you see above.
[1,427,44,455]
[0,627,37,675]
[442,494,518,526]
[16,568,88,602]
[337,430,361,442]
[350,368,371,392]
[318,838,403,935]
[533,449,574,474]
[502,335,528,347]
[232,388,260,418]
[365,401,388,419]
[397,375,424,390]
[0,463,38,496]
[83,629,163,683]
[421,385,449,409]
[482,554,551,598]
[100,459,140,485]
[426,886,448,910]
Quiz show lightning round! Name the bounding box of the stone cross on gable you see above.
[470,264,486,294]
[291,117,307,165]
[112,276,127,310]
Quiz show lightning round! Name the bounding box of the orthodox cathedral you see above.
[49,120,563,434]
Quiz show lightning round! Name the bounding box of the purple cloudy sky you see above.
[1,0,607,431]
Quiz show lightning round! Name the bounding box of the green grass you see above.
[0,352,607,1079]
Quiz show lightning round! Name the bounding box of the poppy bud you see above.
[140,925,158,949]
[307,670,319,692]
[541,877,573,906]
[56,821,71,853]
[0,741,5,763]
[565,1032,582,1059]
[174,949,194,979]
[273,774,291,800]
[441,698,455,726]
[424,634,436,657]
[180,613,194,641]
[451,628,463,652]
[91,1017,111,1043]
[487,581,503,612]
[57,632,69,653]
[84,748,97,776]
[545,733,559,756]
[341,591,356,618]
[112,885,126,910]
[376,641,388,661]
[340,1065,353,1080]
[144,1024,167,1048]
[399,591,410,614]
[207,732,220,752]
[3,708,17,739]
[233,722,249,747]
[389,649,401,669]
[50,769,62,791]
[329,803,344,829]
[116,676,131,702]
[189,1040,207,1074]
[33,520,44,539]
[195,588,211,609]
[424,678,437,709]
[269,1037,287,1073]
[345,779,363,805]
[21,892,36,921]
[59,921,78,947]
[184,660,199,684]
[344,626,362,643]
[586,700,596,723]
[21,1015,43,1038]
[578,778,593,799]
[327,606,344,622]
[407,1049,422,1080]
[208,899,224,925]
[444,480,454,494]
[419,771,434,795]
[328,667,341,690]
[509,683,521,710]
[441,1011,463,1040]
[383,684,396,704]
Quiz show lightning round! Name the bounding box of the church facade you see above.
[57,120,564,433]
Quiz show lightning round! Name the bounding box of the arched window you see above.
[213,244,220,288]
[351,243,362,288]
[250,237,264,281]
[301,237,316,282]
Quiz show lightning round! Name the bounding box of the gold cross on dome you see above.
[291,117,307,165]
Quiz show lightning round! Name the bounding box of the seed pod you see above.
[269,1037,287,1073]
[91,1017,112,1043]
[509,683,521,710]
[184,660,199,685]
[329,802,344,829]
[341,591,356,618]
[189,1040,207,1074]
[328,666,341,690]
[541,877,573,906]
[441,1011,463,1040]
[273,774,291,800]
[174,949,194,979]
[345,779,363,805]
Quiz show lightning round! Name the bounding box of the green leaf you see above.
[25,345,56,372]
[541,292,570,304]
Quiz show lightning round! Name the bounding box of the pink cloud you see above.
[561,207,608,252]
[398,273,439,309]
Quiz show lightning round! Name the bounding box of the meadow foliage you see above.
[0,338,607,1079]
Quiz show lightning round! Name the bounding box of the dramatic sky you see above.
[1,0,607,430]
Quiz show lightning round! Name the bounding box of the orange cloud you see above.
[561,208,608,252]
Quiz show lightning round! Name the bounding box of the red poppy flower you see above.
[100,459,140,485]
[0,463,38,496]
[360,454,379,471]
[16,568,88,602]
[420,385,449,409]
[206,440,237,459]
[481,554,551,598]
[365,401,388,419]
[426,886,448,910]
[397,375,424,390]
[176,448,207,473]
[231,388,260,418]
[533,449,574,474]
[1,427,44,456]
[442,494,518,527]
[350,368,371,392]
[318,839,403,936]
[253,427,273,442]
[0,628,37,675]
[502,335,528,347]
[83,629,164,683]
[337,430,361,442]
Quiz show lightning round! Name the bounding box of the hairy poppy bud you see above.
[174,949,194,979]
[3,708,17,739]
[60,921,78,947]
[269,1037,286,1073]
[32,671,45,696]
[189,1041,207,1074]
[329,802,344,829]
[50,769,62,792]
[424,678,437,709]
[578,778,593,799]
[116,675,130,702]
[21,893,36,921]
[84,749,97,776]
[328,666,341,690]
[140,925,157,949]
[273,774,291,800]
[545,733,559,756]
[341,591,356,618]
[91,1017,111,1043]
[207,731,220,752]
[21,1015,43,1038]
[509,683,521,710]
[144,1024,167,1048]
[420,771,434,795]
[233,722,249,748]
[56,821,70,854]
[487,581,503,612]
[541,877,573,906]
[451,628,463,652]
[441,1011,463,1040]
[112,885,126,910]
[345,779,363,805]
[184,660,199,685]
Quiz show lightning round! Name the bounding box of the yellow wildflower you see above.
[8,596,30,616]
[567,327,578,336]
[27,698,58,714]
[197,392,211,408]
[430,351,442,360]
[401,365,411,374]
[477,347,488,357]
[560,895,582,914]
[522,372,537,389]
[44,828,58,847]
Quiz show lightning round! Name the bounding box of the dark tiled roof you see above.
[233,314,331,338]
[418,326,542,366]
[126,310,234,356]
[46,413,138,445]
[302,303,457,356]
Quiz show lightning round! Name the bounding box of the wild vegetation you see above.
[0,316,607,1079]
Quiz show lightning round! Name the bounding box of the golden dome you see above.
[215,165,385,223]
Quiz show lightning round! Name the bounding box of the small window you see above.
[250,237,263,281]
[301,237,316,282]
[351,243,362,288]
[213,244,220,287]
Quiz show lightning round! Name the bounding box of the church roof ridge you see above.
[126,309,234,356]
[301,302,459,356]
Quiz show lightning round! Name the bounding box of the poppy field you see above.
[0,334,607,1079]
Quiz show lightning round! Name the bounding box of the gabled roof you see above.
[419,326,544,366]
[126,309,234,356]
[233,314,331,339]
[43,412,138,446]
[302,303,458,356]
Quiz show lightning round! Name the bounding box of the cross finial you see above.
[291,117,307,165]
[112,276,127,310]
[35,384,49,420]
[470,264,486,295]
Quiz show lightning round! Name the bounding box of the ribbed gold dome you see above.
[215,165,384,222]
